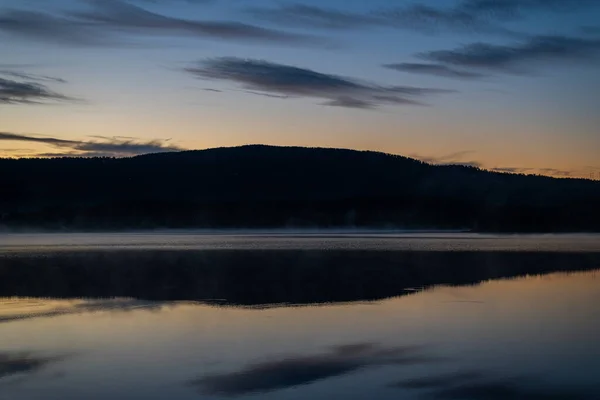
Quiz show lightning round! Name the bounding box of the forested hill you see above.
[1,145,599,232]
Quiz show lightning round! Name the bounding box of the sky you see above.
[1,0,599,178]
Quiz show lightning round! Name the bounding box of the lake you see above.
[1,233,599,400]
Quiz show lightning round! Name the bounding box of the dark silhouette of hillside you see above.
[1,145,599,232]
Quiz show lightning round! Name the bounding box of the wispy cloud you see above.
[0,132,74,146]
[0,70,67,84]
[410,151,482,167]
[245,4,386,31]
[0,9,111,46]
[409,151,583,178]
[383,63,487,79]
[381,0,596,34]
[378,4,516,36]
[75,0,320,44]
[185,57,454,109]
[581,26,600,35]
[0,132,182,157]
[246,0,598,35]
[138,0,215,3]
[458,0,597,18]
[488,166,581,178]
[535,168,575,177]
[242,90,289,99]
[322,96,379,109]
[420,35,600,74]
[489,166,534,174]
[0,70,73,105]
[388,34,600,80]
[0,0,323,46]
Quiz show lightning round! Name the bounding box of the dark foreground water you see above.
[1,233,599,400]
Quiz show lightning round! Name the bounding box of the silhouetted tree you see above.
[1,145,599,232]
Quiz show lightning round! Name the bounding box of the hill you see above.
[1,145,599,232]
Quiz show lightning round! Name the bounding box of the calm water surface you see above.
[1,233,599,400]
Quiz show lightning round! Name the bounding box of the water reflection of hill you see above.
[1,250,598,306]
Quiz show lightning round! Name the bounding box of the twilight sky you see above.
[1,0,599,178]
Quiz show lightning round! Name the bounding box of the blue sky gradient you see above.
[1,0,599,177]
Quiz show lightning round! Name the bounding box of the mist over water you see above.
[1,231,599,252]
[1,233,599,399]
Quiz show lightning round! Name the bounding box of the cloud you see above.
[448,161,484,168]
[0,0,322,46]
[490,167,534,174]
[185,57,454,109]
[535,168,575,177]
[242,90,289,99]
[410,151,482,167]
[380,0,597,35]
[0,132,74,146]
[246,3,499,34]
[0,9,112,46]
[392,34,600,79]
[138,0,214,3]
[384,63,487,79]
[411,152,582,177]
[0,132,182,157]
[378,4,515,36]
[489,166,580,178]
[0,148,32,153]
[191,343,435,396]
[388,151,586,178]
[420,35,600,74]
[392,371,483,389]
[0,70,67,84]
[246,0,597,35]
[74,0,319,44]
[245,4,386,30]
[74,135,180,155]
[411,152,582,178]
[323,96,377,109]
[0,70,72,105]
[581,26,600,35]
[459,0,597,18]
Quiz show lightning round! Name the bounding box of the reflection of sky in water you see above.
[1,270,599,400]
